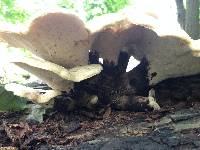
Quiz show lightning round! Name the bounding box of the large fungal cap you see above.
[0,12,90,68]
[0,11,103,93]
[88,11,200,86]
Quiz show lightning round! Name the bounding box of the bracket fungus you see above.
[88,12,200,86]
[0,10,200,110]
[0,12,102,103]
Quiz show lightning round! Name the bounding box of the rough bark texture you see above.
[67,106,200,150]
[185,0,199,39]
[154,73,200,104]
[175,0,186,29]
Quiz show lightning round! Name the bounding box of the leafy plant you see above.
[58,0,130,21]
[0,0,29,23]
[104,0,130,13]
[57,0,75,9]
[84,0,130,20]
[0,85,27,112]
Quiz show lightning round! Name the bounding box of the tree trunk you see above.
[175,0,186,29]
[185,0,199,39]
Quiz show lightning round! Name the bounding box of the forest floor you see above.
[1,58,200,150]
[1,99,200,150]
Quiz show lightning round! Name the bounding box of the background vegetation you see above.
[0,0,199,38]
[58,0,130,20]
[0,0,29,23]
[0,0,130,23]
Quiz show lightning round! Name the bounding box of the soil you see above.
[1,100,200,150]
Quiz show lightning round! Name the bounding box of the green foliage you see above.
[0,86,27,112]
[84,0,130,20]
[58,0,130,21]
[0,0,29,23]
[84,0,106,20]
[104,0,129,13]
[58,0,75,9]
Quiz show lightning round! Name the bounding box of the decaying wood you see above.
[53,51,159,113]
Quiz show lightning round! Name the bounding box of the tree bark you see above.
[175,0,186,29]
[185,0,199,39]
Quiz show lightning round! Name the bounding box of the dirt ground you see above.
[1,99,200,150]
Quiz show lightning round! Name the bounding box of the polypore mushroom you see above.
[1,10,200,107]
[0,12,102,103]
[0,12,90,67]
[87,12,200,86]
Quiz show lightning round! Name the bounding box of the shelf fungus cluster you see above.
[1,10,200,112]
